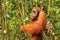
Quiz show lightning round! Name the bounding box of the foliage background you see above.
[0,0,60,40]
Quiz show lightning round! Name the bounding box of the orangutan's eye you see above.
[32,10,37,14]
[31,10,37,16]
[32,11,36,13]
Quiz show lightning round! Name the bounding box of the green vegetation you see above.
[0,0,60,40]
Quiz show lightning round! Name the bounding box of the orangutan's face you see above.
[30,9,38,20]
[30,6,41,21]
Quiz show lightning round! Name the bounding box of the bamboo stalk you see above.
[22,3,25,25]
[1,0,5,40]
[52,0,54,7]
[1,14,5,40]
[40,0,43,9]
[47,0,50,17]
[0,0,1,23]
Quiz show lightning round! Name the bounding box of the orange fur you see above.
[21,6,47,40]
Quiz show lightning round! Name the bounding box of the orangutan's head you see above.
[30,6,41,21]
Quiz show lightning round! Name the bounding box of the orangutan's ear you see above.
[41,6,45,10]
[37,4,40,7]
[37,4,45,10]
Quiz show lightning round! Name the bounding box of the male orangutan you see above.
[21,6,47,40]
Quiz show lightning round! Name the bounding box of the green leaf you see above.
[56,9,59,13]
[56,0,60,2]
[34,0,38,3]
[51,31,55,36]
